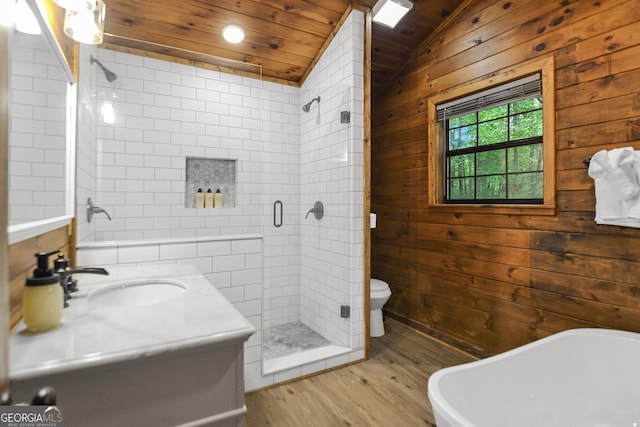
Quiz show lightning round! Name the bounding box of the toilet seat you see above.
[371,278,391,298]
[371,278,388,291]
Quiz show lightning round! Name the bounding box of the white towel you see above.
[588,147,640,228]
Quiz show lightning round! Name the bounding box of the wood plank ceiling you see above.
[102,0,465,95]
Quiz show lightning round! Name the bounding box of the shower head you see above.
[90,55,118,82]
[302,96,321,112]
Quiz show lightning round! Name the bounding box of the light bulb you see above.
[222,24,245,44]
[53,0,97,12]
[15,0,41,35]
[63,0,105,44]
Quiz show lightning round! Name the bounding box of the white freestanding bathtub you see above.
[428,328,640,427]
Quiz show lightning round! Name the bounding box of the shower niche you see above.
[185,157,236,208]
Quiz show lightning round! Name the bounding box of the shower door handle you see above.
[273,200,283,228]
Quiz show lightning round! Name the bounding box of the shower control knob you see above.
[305,201,324,220]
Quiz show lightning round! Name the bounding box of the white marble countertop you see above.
[10,264,255,380]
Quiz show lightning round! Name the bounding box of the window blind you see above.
[437,73,541,122]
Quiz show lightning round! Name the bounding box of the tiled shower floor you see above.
[263,321,330,361]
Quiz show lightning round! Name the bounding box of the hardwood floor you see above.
[244,319,475,426]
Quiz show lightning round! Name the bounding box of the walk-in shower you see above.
[261,78,363,376]
[77,8,365,390]
[302,96,320,112]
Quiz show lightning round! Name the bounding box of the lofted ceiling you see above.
[102,0,466,95]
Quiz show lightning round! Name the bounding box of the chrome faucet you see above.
[54,253,109,306]
[87,197,112,223]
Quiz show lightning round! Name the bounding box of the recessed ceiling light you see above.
[222,24,245,44]
[372,0,414,29]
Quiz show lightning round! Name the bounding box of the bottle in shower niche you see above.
[195,188,205,208]
[214,189,223,208]
[205,189,214,208]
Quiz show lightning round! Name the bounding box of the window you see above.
[427,56,555,215]
[440,74,543,203]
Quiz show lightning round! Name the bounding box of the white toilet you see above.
[370,279,392,337]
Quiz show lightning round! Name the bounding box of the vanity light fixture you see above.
[372,0,414,28]
[63,0,105,44]
[222,24,245,44]
[1,0,17,29]
[15,0,41,34]
[53,0,96,12]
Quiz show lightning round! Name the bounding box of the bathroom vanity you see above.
[9,264,255,427]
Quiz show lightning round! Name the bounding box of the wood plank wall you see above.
[371,0,640,355]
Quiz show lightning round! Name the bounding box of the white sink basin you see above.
[89,278,186,308]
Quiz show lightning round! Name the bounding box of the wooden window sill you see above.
[427,203,556,216]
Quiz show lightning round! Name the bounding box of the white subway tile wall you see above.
[299,11,365,350]
[84,48,273,241]
[75,10,365,391]
[9,31,68,225]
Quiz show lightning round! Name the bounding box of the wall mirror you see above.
[7,0,76,244]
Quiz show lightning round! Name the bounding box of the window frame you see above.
[427,55,556,215]
[444,96,544,204]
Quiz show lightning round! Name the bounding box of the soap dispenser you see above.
[22,250,64,332]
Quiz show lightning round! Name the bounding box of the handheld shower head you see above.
[302,96,321,112]
[90,55,118,82]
